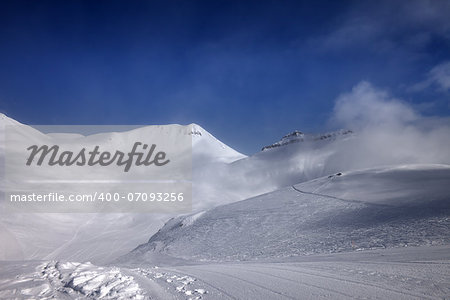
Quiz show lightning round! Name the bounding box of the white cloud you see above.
[331,81,417,129]
[328,81,450,169]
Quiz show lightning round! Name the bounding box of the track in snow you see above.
[291,185,393,208]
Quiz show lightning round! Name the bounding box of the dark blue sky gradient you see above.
[1,0,449,153]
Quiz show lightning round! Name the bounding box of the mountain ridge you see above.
[262,129,354,151]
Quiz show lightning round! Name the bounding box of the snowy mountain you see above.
[124,164,450,264]
[0,114,246,263]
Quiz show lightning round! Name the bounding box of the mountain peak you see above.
[262,129,353,151]
[188,123,204,137]
[0,113,23,127]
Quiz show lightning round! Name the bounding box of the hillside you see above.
[126,164,450,264]
[0,114,245,263]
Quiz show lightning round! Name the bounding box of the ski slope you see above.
[1,245,449,299]
[154,245,450,300]
[126,164,450,264]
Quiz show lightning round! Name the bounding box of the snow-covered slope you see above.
[125,164,450,264]
[190,123,245,163]
[0,114,246,263]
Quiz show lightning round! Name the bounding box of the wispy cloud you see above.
[310,0,450,53]
[411,61,450,92]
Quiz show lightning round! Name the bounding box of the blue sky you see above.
[1,0,449,154]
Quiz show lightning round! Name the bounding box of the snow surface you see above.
[125,165,450,263]
[1,245,449,299]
